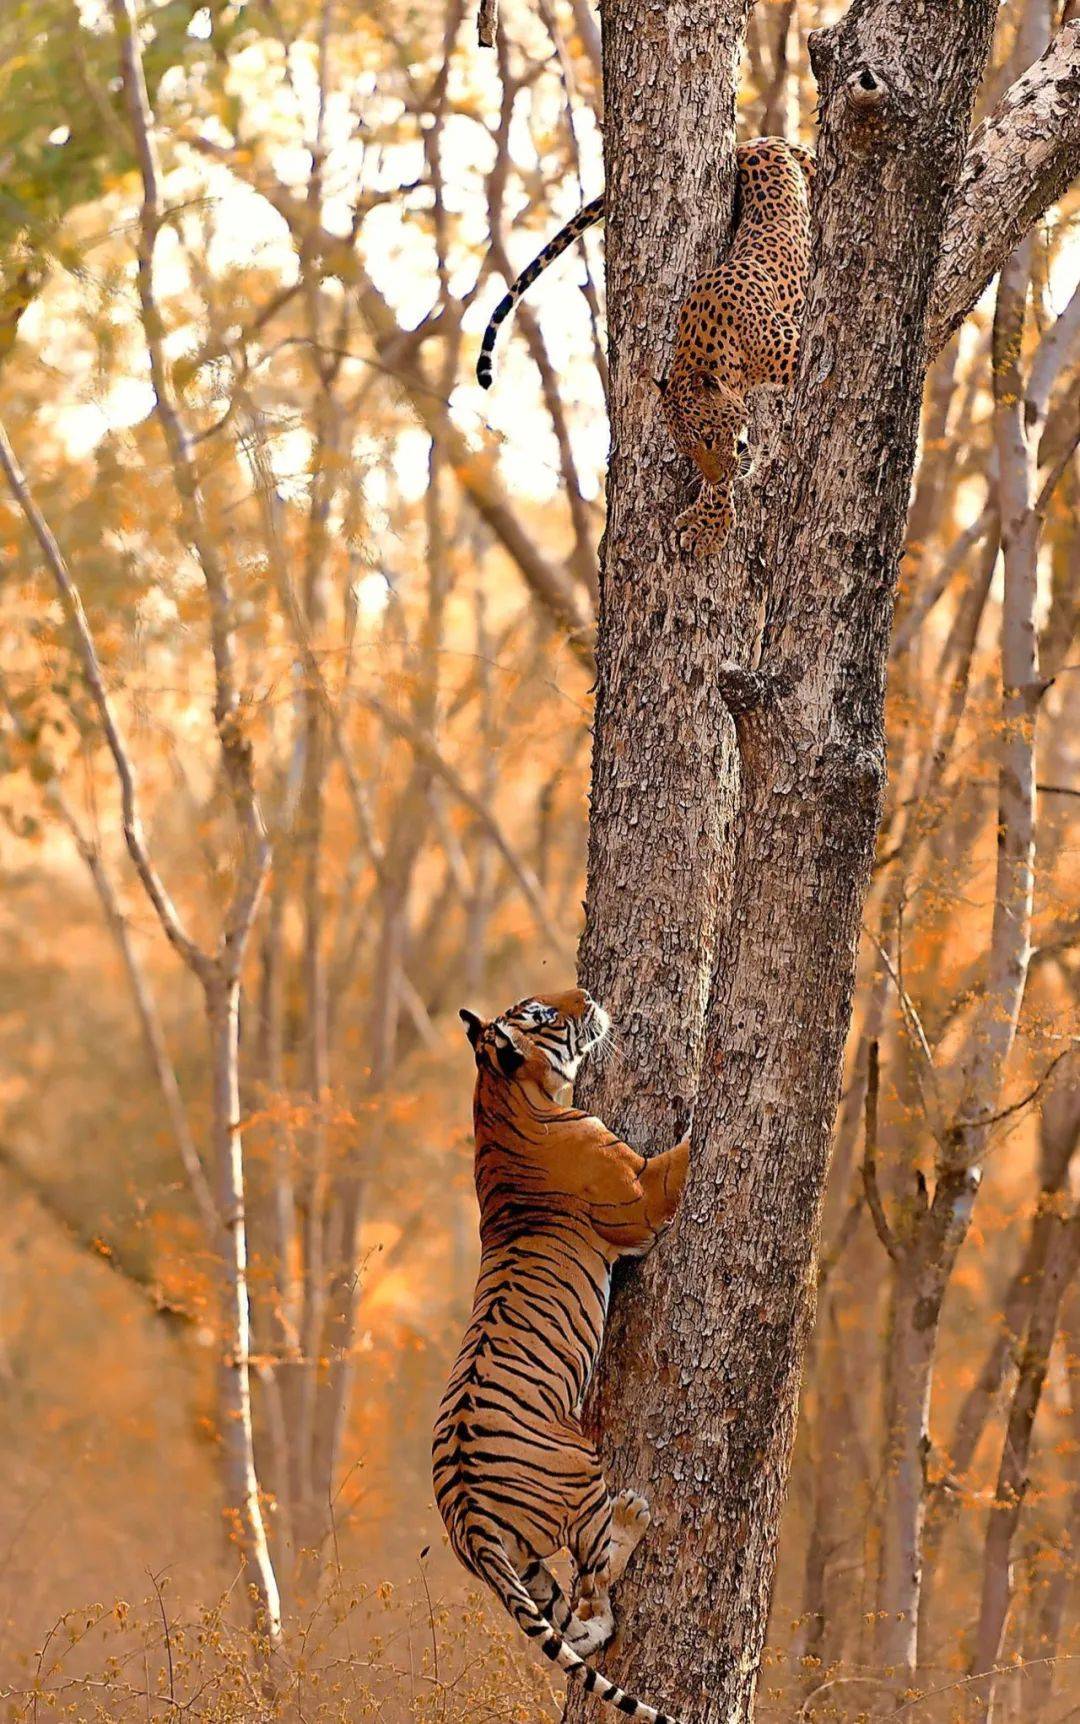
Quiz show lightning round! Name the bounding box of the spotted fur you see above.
[659,138,814,554]
[433,988,689,1724]
[475,137,814,555]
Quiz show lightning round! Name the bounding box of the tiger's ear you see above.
[493,1027,525,1078]
[459,1008,484,1049]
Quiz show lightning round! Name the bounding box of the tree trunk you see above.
[877,1265,937,1672]
[970,1216,1080,1719]
[576,0,750,1130]
[207,974,283,1643]
[570,5,997,1719]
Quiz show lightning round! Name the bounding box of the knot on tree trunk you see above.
[816,738,887,849]
[716,662,796,718]
[846,65,888,111]
[809,24,917,141]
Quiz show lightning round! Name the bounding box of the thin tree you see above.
[0,420,281,1641]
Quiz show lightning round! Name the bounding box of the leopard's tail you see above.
[476,194,605,389]
[466,1522,680,1724]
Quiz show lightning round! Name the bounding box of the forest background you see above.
[0,0,1078,1720]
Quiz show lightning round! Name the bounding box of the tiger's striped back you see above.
[432,1209,612,1564]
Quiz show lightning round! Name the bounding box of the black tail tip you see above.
[476,362,493,389]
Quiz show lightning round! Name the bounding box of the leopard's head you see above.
[656,367,750,488]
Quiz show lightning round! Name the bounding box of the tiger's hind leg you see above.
[520,1556,575,1636]
[507,1534,602,1656]
[568,1484,653,1654]
[571,1488,651,1651]
[566,1481,617,1655]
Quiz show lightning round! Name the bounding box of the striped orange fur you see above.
[433,988,688,1723]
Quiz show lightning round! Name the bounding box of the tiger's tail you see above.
[466,1523,680,1724]
[475,195,605,389]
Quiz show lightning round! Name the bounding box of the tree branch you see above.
[862,1041,902,1262]
[111,0,270,969]
[928,23,1080,356]
[0,419,206,977]
[184,141,596,659]
[359,689,572,955]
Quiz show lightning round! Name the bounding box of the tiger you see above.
[432,987,689,1724]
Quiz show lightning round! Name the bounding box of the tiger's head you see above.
[459,987,611,1104]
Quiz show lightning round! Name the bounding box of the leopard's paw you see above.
[676,478,736,557]
[676,499,732,558]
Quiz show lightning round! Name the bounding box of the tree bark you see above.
[576,0,751,1133]
[570,4,999,1719]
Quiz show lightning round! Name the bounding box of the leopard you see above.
[476,137,814,557]
[657,138,814,554]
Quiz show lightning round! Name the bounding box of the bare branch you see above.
[862,1042,902,1262]
[567,0,603,90]
[359,689,572,957]
[110,0,270,968]
[1026,276,1080,432]
[239,408,388,882]
[945,242,1041,1171]
[0,419,206,977]
[187,146,595,657]
[928,23,1080,356]
[956,1043,1078,1137]
[892,503,995,659]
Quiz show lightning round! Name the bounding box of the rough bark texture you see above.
[928,22,1080,356]
[570,4,998,1719]
[577,0,751,1134]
